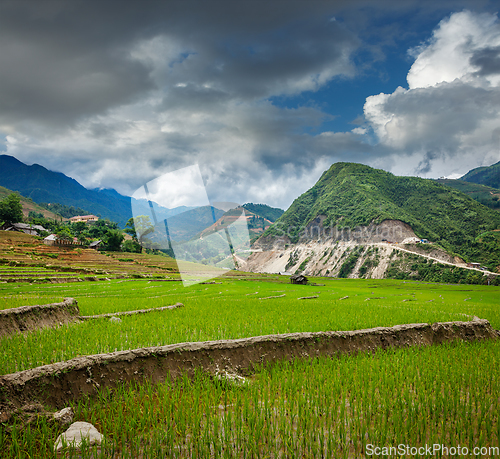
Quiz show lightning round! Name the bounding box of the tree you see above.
[124,217,137,240]
[125,215,154,244]
[71,221,87,236]
[122,239,142,253]
[77,232,89,244]
[0,193,24,223]
[28,211,44,219]
[56,227,73,241]
[87,219,118,239]
[27,215,62,234]
[106,229,124,251]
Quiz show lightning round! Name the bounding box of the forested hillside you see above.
[436,179,500,211]
[0,186,62,221]
[242,203,284,222]
[263,162,500,269]
[460,160,500,189]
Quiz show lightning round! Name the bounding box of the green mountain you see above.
[242,203,284,222]
[436,179,500,211]
[263,162,500,269]
[0,155,133,227]
[0,155,195,229]
[460,160,500,189]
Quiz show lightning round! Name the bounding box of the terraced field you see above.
[0,231,180,282]
[0,230,499,457]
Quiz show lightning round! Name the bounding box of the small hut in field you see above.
[290,274,308,285]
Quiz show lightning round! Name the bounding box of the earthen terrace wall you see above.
[0,318,497,413]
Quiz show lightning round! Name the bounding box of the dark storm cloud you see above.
[160,84,232,113]
[0,0,359,128]
[415,151,439,175]
[471,46,500,76]
[0,1,157,126]
[205,21,358,98]
[2,0,500,208]
[0,0,490,128]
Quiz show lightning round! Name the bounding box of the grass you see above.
[0,277,499,374]
[0,238,499,457]
[2,340,499,458]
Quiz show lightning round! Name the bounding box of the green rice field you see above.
[1,273,499,457]
[1,277,499,374]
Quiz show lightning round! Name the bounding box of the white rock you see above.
[109,316,122,323]
[54,421,104,452]
[215,367,248,386]
[52,407,74,425]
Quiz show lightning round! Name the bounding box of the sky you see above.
[1,0,500,210]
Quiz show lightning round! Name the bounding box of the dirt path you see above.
[376,243,499,276]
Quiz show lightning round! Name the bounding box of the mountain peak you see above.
[261,162,500,259]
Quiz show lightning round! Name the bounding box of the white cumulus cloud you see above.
[408,11,500,89]
[364,10,500,177]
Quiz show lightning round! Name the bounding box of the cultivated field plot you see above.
[0,265,114,284]
[1,277,499,374]
[0,257,499,457]
[0,231,182,281]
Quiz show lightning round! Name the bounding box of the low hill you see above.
[260,162,500,270]
[167,206,225,242]
[0,186,62,221]
[242,203,284,222]
[460,160,500,189]
[197,205,275,244]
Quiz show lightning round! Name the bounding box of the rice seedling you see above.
[0,278,498,374]
[2,340,498,458]
[0,276,498,457]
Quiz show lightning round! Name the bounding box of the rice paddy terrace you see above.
[0,231,182,283]
[0,230,499,457]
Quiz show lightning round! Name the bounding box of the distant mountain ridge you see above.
[0,155,133,227]
[0,155,285,232]
[460,160,500,189]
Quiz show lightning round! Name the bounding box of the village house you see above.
[88,240,102,250]
[43,234,57,246]
[43,234,86,247]
[69,215,99,224]
[0,222,48,236]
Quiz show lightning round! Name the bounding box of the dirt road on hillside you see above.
[374,243,499,276]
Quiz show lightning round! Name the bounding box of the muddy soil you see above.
[0,298,79,337]
[0,318,497,415]
[0,299,184,337]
